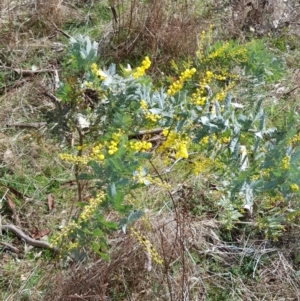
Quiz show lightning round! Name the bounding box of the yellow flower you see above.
[133,56,151,78]
[130,140,152,152]
[91,63,107,80]
[290,183,299,192]
[158,130,191,160]
[282,156,290,170]
[50,192,105,250]
[193,157,213,175]
[96,69,107,80]
[145,112,161,123]
[289,132,300,146]
[140,100,148,110]
[201,136,209,144]
[167,68,196,96]
[131,229,163,265]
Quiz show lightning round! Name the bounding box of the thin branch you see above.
[0,78,32,95]
[6,122,46,129]
[0,241,20,254]
[1,66,58,76]
[283,85,300,96]
[49,20,72,39]
[1,224,57,252]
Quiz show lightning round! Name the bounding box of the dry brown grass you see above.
[44,211,217,301]
[224,0,300,39]
[104,0,215,72]
[44,210,300,301]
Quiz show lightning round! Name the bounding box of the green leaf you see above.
[92,242,110,261]
[108,183,117,198]
[78,173,94,180]
[134,152,152,159]
[98,215,118,230]
[111,190,128,213]
[92,228,103,237]
[98,252,110,261]
[118,210,144,233]
[128,210,144,222]
[229,137,239,155]
[89,161,104,178]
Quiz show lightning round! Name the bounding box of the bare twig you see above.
[1,224,58,252]
[159,228,174,301]
[43,91,61,103]
[75,126,84,203]
[6,122,47,129]
[283,85,300,96]
[0,78,32,95]
[0,241,20,254]
[0,183,29,201]
[1,66,58,76]
[49,20,72,39]
[6,195,21,227]
[128,127,163,139]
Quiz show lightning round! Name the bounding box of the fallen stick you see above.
[44,91,61,103]
[0,78,32,96]
[1,224,58,253]
[283,85,300,96]
[1,66,58,76]
[128,128,163,139]
[49,20,72,39]
[0,240,20,254]
[6,122,47,129]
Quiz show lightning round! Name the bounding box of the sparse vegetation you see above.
[1,1,300,300]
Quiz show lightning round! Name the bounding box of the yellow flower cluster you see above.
[91,63,107,80]
[108,140,118,155]
[282,155,290,170]
[59,153,90,165]
[207,42,230,61]
[79,192,105,222]
[215,90,226,102]
[201,136,209,144]
[158,129,190,160]
[77,144,87,151]
[220,136,230,144]
[50,192,105,251]
[84,81,93,88]
[133,167,171,189]
[290,183,299,192]
[140,99,148,110]
[250,174,260,181]
[130,140,152,152]
[145,112,161,123]
[107,131,122,155]
[91,143,105,161]
[60,131,123,166]
[289,132,300,146]
[215,80,236,102]
[193,157,213,175]
[131,229,163,265]
[140,100,161,123]
[191,70,213,105]
[140,215,152,232]
[196,25,247,66]
[167,68,196,96]
[191,69,237,105]
[196,27,213,62]
[261,192,284,210]
[261,168,271,178]
[133,56,151,79]
[60,142,106,165]
[227,46,247,63]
